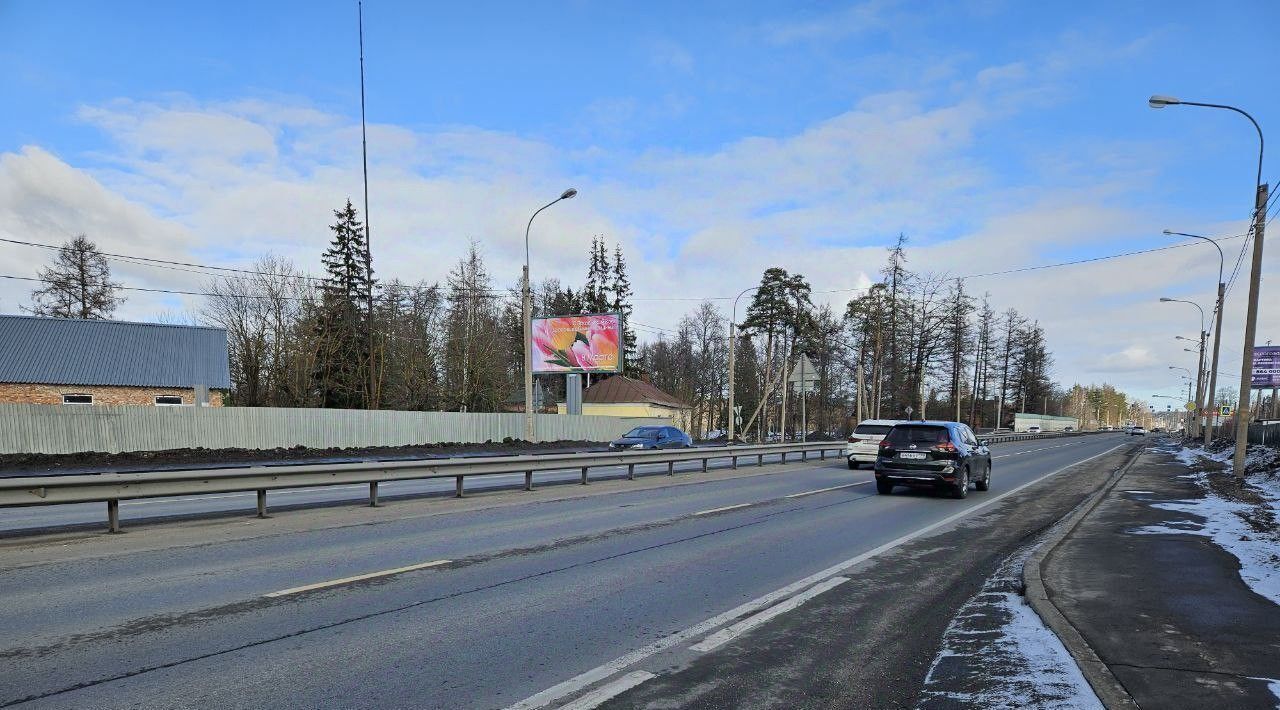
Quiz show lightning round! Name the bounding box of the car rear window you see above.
[854,424,894,436]
[885,425,950,446]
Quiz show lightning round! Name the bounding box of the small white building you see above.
[1013,412,1079,433]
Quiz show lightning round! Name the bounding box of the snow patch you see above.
[919,546,1101,709]
[1145,444,1280,606]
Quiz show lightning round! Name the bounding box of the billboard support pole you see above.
[566,374,583,415]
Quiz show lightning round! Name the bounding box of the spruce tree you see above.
[610,244,639,374]
[313,199,375,408]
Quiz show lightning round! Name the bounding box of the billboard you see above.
[1252,345,1280,389]
[531,313,622,374]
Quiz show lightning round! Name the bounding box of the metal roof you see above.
[583,375,690,409]
[0,315,231,389]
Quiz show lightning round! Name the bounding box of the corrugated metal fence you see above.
[0,404,669,455]
[1248,422,1280,447]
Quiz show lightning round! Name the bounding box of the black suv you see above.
[873,421,992,499]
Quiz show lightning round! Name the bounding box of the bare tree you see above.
[27,235,123,319]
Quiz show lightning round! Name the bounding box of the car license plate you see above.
[899,452,927,460]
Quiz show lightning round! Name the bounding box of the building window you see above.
[62,394,93,405]
[154,396,184,406]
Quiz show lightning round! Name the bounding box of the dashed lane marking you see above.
[785,482,869,498]
[693,503,751,516]
[263,559,451,598]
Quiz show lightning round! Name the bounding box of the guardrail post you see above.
[627,463,635,480]
[455,476,464,498]
[581,467,590,485]
[701,458,708,473]
[781,452,787,463]
[524,471,534,491]
[256,489,268,518]
[667,461,674,476]
[368,482,379,507]
[758,454,763,466]
[732,455,738,469]
[802,450,808,462]
[820,449,825,460]
[107,499,120,533]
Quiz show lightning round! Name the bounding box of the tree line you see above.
[22,208,1167,436]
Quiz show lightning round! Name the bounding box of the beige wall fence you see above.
[0,404,669,455]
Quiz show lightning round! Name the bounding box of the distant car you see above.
[1027,425,1042,434]
[1101,426,1113,432]
[846,419,904,469]
[1152,427,1164,433]
[609,425,692,450]
[1064,426,1074,432]
[873,421,992,499]
[1129,426,1147,436]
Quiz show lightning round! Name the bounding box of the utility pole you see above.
[358,0,376,410]
[1234,182,1268,476]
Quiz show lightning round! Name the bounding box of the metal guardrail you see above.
[0,431,1111,534]
[0,441,846,533]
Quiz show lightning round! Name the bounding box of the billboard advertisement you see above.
[531,313,622,374]
[1252,345,1280,388]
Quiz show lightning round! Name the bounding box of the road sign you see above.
[789,354,819,393]
[1220,405,1233,416]
[1184,401,1196,411]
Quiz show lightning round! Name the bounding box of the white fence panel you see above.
[0,404,668,455]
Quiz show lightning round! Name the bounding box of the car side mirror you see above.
[978,439,990,447]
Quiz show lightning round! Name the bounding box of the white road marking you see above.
[992,442,1075,459]
[690,576,850,652]
[785,482,869,498]
[693,503,751,516]
[558,671,656,710]
[263,559,451,598]
[505,441,1127,710]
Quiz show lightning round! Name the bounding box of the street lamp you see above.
[1164,230,1227,445]
[726,286,758,442]
[1161,298,1207,437]
[1150,94,1266,476]
[522,188,577,442]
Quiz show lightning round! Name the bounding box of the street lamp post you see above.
[1170,365,1195,434]
[1164,230,1226,445]
[1162,297,1206,437]
[1150,94,1266,477]
[726,286,758,443]
[522,188,577,442]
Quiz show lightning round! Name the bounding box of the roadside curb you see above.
[1022,443,1144,710]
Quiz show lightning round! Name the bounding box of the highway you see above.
[0,433,1132,709]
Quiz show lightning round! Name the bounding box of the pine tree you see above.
[27,235,123,319]
[312,199,375,408]
[583,236,610,312]
[610,244,639,375]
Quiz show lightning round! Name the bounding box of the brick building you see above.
[0,315,230,406]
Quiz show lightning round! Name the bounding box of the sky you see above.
[0,0,1277,406]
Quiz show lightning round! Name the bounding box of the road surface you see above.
[0,434,1133,709]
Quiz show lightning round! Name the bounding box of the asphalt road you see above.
[0,433,1133,709]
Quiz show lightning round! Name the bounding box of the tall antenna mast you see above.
[358,0,376,409]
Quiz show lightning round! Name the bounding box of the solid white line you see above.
[558,671,656,710]
[689,576,850,652]
[693,503,751,516]
[785,482,869,498]
[263,559,451,598]
[505,440,1126,710]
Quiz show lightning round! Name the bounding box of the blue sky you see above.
[0,0,1276,399]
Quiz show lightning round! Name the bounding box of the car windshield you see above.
[624,427,662,439]
[854,424,894,435]
[886,426,950,446]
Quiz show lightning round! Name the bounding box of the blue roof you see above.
[0,315,231,389]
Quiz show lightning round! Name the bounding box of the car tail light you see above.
[935,441,957,452]
[848,436,859,443]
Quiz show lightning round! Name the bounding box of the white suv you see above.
[846,420,904,469]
